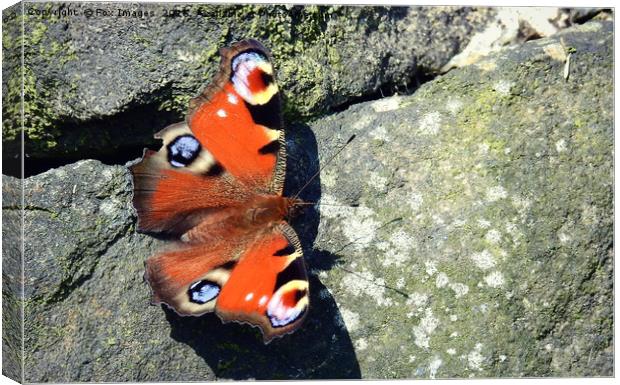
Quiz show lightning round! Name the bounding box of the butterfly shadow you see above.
[163,122,361,379]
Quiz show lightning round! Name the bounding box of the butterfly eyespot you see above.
[188,280,220,304]
[167,135,201,168]
[231,51,268,74]
[266,288,308,328]
[230,50,277,106]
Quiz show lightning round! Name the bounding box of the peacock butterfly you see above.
[130,39,309,343]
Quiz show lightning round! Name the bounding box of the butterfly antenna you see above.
[293,135,356,200]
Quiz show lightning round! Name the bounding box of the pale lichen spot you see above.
[558,232,571,244]
[580,203,601,226]
[478,219,491,229]
[428,356,443,379]
[449,282,470,298]
[341,206,380,250]
[468,343,485,371]
[354,115,373,131]
[409,192,424,212]
[484,271,505,288]
[447,348,457,355]
[499,355,507,362]
[355,338,368,351]
[319,196,379,250]
[493,80,513,96]
[176,49,201,63]
[485,229,502,244]
[340,309,360,332]
[418,111,442,135]
[446,98,463,115]
[545,343,553,351]
[406,292,429,309]
[396,277,406,289]
[413,308,439,349]
[435,272,449,288]
[449,314,458,322]
[478,143,490,155]
[381,230,417,268]
[555,138,567,153]
[486,185,508,202]
[369,125,389,141]
[471,249,496,270]
[371,96,401,112]
[320,171,337,188]
[578,21,602,32]
[425,260,438,276]
[475,60,497,71]
[341,269,393,306]
[505,222,523,243]
[368,173,388,191]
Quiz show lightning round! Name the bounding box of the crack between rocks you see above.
[3,205,59,215]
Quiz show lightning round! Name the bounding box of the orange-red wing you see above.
[144,239,243,316]
[187,39,286,195]
[129,122,251,235]
[215,223,308,343]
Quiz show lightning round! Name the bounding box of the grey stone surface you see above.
[3,19,613,381]
[2,174,23,382]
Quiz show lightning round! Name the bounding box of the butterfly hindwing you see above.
[215,223,309,343]
[144,241,240,315]
[143,222,308,343]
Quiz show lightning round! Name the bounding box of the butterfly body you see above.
[130,40,309,343]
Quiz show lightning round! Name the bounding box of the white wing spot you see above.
[217,109,227,118]
[258,295,268,306]
[227,93,238,105]
[245,293,254,301]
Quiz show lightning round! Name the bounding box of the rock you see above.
[6,2,583,163]
[2,175,23,381]
[305,20,613,377]
[2,20,612,381]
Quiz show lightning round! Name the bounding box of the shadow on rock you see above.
[164,273,360,379]
[163,122,360,379]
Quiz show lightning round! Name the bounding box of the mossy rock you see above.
[2,3,498,163]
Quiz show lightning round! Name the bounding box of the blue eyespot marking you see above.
[188,280,220,304]
[167,135,201,168]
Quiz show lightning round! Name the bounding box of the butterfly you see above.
[130,39,309,343]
